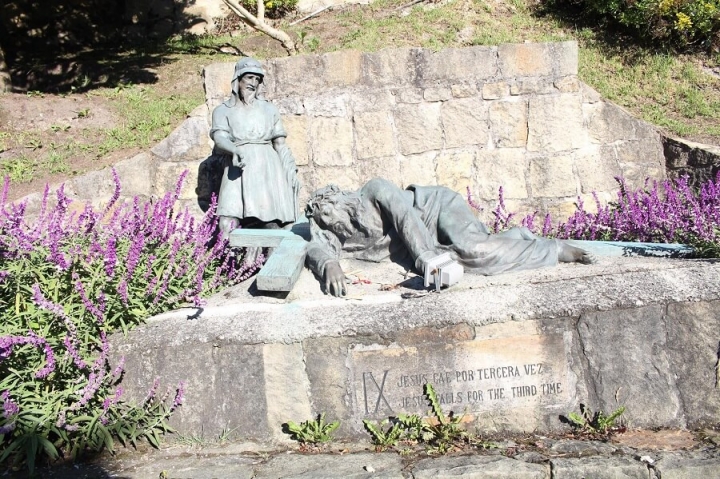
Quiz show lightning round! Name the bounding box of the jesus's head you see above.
[305,185,363,240]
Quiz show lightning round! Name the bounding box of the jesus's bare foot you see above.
[559,242,597,265]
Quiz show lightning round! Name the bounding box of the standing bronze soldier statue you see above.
[210,57,301,246]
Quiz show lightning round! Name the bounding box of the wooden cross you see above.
[228,218,310,292]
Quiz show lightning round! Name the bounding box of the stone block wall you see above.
[664,135,720,187]
[16,42,667,222]
[202,42,665,219]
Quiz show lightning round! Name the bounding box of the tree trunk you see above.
[0,44,11,93]
[222,0,297,55]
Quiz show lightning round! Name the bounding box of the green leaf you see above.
[97,424,115,452]
[37,435,59,460]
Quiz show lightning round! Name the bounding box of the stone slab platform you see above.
[33,436,720,478]
[111,255,720,443]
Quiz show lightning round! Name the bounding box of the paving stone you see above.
[482,81,510,100]
[584,101,639,144]
[489,99,528,148]
[548,439,618,457]
[527,94,587,153]
[322,50,363,88]
[399,151,437,187]
[353,111,397,159]
[499,43,553,77]
[654,456,720,479]
[413,454,548,478]
[665,301,720,426]
[612,429,696,451]
[303,92,350,117]
[510,77,555,96]
[575,145,622,193]
[551,457,649,479]
[528,152,577,197]
[418,46,498,84]
[437,150,474,194]
[114,152,155,198]
[121,455,257,479]
[282,114,309,166]
[424,87,452,102]
[253,452,404,478]
[474,148,528,200]
[361,48,417,87]
[153,161,199,200]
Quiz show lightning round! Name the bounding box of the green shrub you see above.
[0,171,261,473]
[239,0,298,19]
[550,0,720,49]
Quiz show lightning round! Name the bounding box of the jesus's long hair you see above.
[305,185,372,250]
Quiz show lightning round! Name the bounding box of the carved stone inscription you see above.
[350,334,570,417]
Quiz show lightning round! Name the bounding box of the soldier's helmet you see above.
[232,57,265,82]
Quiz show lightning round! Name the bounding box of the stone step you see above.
[32,437,720,479]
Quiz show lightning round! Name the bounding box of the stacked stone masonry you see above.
[16,41,669,222]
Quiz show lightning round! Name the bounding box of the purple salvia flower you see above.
[63,335,88,369]
[102,387,124,412]
[102,168,122,218]
[117,279,129,306]
[74,277,105,323]
[32,284,79,339]
[171,381,186,411]
[112,356,125,379]
[2,391,19,418]
[125,234,146,279]
[0,176,9,207]
[104,237,118,278]
[466,186,483,213]
[0,423,15,434]
[33,334,56,378]
[144,378,160,404]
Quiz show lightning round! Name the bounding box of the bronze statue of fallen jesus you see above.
[305,178,595,297]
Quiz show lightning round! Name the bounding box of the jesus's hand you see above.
[324,261,348,297]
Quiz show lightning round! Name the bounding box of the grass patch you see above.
[333,0,567,51]
[578,37,720,139]
[0,155,36,183]
[96,84,202,152]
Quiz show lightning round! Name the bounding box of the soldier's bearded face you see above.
[238,73,261,102]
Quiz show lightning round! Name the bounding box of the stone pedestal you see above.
[111,255,720,441]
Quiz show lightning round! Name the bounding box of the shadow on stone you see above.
[195,153,226,213]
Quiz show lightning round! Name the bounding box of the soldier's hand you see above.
[232,152,246,169]
[324,261,348,297]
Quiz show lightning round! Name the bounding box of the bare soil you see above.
[0,55,208,201]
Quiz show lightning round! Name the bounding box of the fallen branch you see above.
[223,0,298,55]
[289,5,331,25]
[395,0,425,10]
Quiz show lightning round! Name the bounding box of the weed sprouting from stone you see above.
[364,383,489,455]
[284,413,340,446]
[563,403,626,436]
